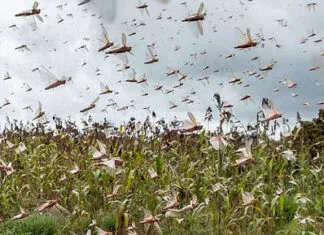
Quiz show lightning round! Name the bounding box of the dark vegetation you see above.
[0,109,323,234]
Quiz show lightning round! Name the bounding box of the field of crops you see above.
[0,114,323,235]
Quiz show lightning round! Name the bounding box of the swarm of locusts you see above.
[0,104,323,234]
[1,0,324,234]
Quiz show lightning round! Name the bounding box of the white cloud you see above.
[0,0,323,128]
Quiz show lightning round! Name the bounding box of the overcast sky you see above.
[0,0,323,130]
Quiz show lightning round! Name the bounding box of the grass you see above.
[0,215,59,235]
